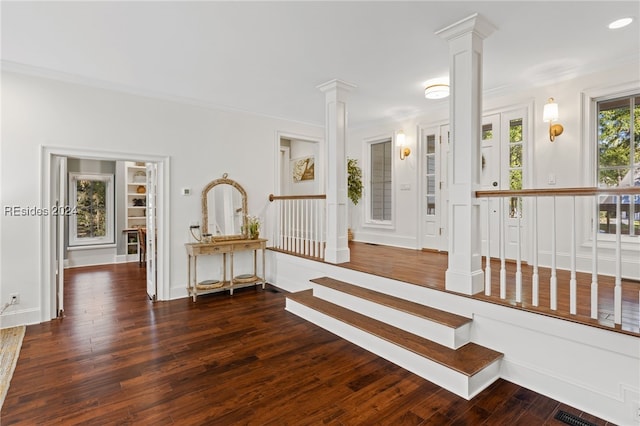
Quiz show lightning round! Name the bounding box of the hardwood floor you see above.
[1,263,613,425]
[343,242,640,335]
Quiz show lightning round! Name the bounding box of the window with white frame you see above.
[367,138,393,224]
[69,173,115,246]
[596,94,640,236]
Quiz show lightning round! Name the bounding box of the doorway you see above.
[277,133,323,196]
[419,106,530,261]
[41,146,169,322]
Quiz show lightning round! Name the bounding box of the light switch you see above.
[181,188,191,196]
[547,174,556,185]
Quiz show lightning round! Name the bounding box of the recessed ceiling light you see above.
[608,17,633,29]
[424,84,450,99]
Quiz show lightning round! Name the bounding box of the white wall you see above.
[347,63,640,278]
[0,71,323,326]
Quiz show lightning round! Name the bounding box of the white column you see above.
[437,14,496,295]
[317,79,356,264]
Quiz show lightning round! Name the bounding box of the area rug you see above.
[0,326,25,409]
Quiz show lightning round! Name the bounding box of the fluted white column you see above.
[317,79,356,264]
[437,14,496,294]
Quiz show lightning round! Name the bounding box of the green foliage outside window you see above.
[75,179,107,239]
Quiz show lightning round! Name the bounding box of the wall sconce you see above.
[397,130,410,160]
[543,97,564,142]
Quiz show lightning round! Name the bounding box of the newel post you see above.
[436,14,496,294]
[317,79,356,264]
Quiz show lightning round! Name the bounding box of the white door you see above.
[480,114,501,258]
[279,146,290,195]
[422,109,527,258]
[54,156,67,317]
[501,109,528,261]
[439,125,450,252]
[421,124,449,251]
[146,162,157,301]
[422,126,440,249]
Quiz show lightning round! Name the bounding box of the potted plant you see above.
[247,215,261,239]
[347,158,363,241]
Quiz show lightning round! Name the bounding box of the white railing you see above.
[476,186,640,326]
[268,194,326,260]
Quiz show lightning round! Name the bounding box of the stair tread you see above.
[288,290,503,377]
[311,277,472,329]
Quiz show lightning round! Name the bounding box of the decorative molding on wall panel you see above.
[352,232,418,249]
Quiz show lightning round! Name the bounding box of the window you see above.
[508,118,524,218]
[597,94,640,236]
[69,173,115,246]
[368,138,392,223]
[425,134,437,216]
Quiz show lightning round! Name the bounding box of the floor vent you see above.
[554,410,597,426]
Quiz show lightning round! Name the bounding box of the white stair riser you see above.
[286,298,499,399]
[313,285,470,349]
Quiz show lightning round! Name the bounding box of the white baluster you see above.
[500,197,506,299]
[297,200,301,254]
[550,197,557,311]
[614,195,622,324]
[570,196,577,315]
[303,199,307,255]
[287,200,291,252]
[516,199,522,303]
[310,199,315,257]
[485,198,492,296]
[591,194,599,319]
[282,200,286,250]
[532,197,539,307]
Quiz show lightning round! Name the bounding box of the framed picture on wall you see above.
[291,156,315,182]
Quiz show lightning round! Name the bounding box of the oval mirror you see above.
[201,174,248,240]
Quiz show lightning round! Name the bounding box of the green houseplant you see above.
[347,158,363,241]
[347,158,363,205]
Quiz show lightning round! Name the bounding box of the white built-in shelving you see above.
[124,162,147,256]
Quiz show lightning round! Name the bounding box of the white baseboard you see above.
[0,307,41,328]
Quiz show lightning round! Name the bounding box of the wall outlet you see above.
[10,293,19,305]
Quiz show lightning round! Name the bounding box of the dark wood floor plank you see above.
[336,242,640,335]
[1,262,611,425]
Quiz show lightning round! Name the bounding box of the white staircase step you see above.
[311,276,472,349]
[286,289,503,399]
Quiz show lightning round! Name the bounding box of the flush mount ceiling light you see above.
[424,84,450,99]
[608,17,633,29]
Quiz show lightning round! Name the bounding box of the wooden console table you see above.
[185,238,267,301]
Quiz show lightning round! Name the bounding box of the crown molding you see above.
[1,60,324,129]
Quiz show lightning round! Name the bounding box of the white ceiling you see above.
[2,1,638,127]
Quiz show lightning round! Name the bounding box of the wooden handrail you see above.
[476,187,640,198]
[269,194,327,202]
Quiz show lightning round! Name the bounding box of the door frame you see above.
[275,131,323,196]
[418,103,533,259]
[40,146,170,322]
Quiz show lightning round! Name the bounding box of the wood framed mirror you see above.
[201,173,248,240]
